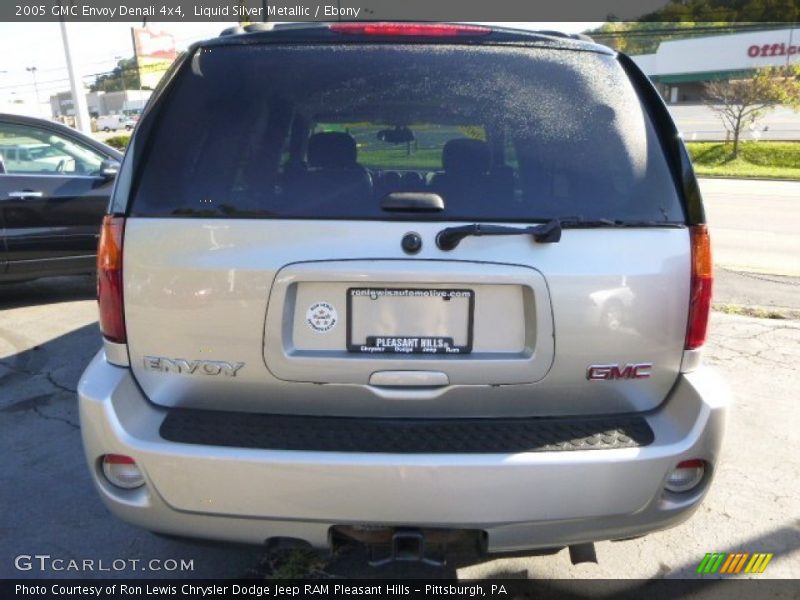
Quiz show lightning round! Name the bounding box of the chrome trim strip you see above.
[104,339,130,367]
[7,254,95,264]
[680,348,703,373]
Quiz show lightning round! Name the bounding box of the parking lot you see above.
[1,180,798,580]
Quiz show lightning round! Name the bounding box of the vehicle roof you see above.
[195,22,613,56]
[0,113,123,160]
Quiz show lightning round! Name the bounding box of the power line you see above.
[0,62,170,92]
[589,23,798,39]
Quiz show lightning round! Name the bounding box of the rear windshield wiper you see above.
[436,219,561,251]
[558,216,686,229]
[559,217,685,229]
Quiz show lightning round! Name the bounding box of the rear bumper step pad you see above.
[159,410,654,453]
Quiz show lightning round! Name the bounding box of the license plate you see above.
[347,288,474,354]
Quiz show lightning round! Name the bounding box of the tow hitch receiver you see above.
[385,528,434,566]
[568,542,598,565]
[330,525,486,567]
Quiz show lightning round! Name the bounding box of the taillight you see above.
[330,22,492,37]
[665,459,706,493]
[101,454,144,489]
[685,225,712,350]
[97,215,126,343]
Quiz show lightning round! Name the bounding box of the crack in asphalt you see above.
[31,406,80,430]
[0,360,78,394]
[706,318,800,370]
[44,371,78,394]
[0,360,80,429]
[718,267,800,286]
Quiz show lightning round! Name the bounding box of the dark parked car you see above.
[0,113,122,282]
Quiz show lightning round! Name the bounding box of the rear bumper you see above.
[78,351,729,552]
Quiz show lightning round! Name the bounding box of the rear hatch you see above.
[119,36,689,418]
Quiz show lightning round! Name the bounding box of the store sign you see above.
[132,27,178,89]
[747,43,800,58]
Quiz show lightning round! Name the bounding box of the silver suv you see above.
[79,23,729,563]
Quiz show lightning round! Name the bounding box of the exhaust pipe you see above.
[568,543,598,565]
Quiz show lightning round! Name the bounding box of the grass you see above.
[250,547,330,579]
[713,303,798,320]
[104,134,131,150]
[686,141,800,180]
[358,146,441,170]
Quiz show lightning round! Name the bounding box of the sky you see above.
[0,22,224,105]
[0,21,601,106]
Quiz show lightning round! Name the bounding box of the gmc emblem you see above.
[586,363,653,381]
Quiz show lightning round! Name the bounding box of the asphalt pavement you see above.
[670,105,800,142]
[701,178,799,278]
[0,177,798,580]
[699,178,800,311]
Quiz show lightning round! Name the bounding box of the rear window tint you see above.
[130,44,684,223]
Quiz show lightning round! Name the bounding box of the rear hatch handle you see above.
[381,192,445,212]
[436,218,562,250]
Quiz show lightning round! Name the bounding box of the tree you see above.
[703,66,800,158]
[90,57,141,93]
[586,1,799,55]
[587,21,717,55]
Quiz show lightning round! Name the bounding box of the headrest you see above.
[307,132,358,168]
[442,138,491,175]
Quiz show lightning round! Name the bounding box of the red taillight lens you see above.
[101,454,144,489]
[685,225,712,350]
[665,459,706,493]
[97,215,126,343]
[330,22,492,37]
[103,454,135,465]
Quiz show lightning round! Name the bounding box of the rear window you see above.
[130,44,684,223]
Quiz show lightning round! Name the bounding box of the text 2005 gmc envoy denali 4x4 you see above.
[78,23,730,564]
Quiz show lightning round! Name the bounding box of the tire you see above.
[103,127,111,132]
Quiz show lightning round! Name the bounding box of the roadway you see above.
[699,178,800,310]
[669,104,800,142]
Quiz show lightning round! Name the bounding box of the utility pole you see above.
[25,67,40,105]
[130,27,141,91]
[59,16,91,133]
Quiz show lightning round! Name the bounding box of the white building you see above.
[89,89,152,115]
[632,27,800,104]
[50,89,152,119]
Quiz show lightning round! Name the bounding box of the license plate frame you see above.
[346,287,474,355]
